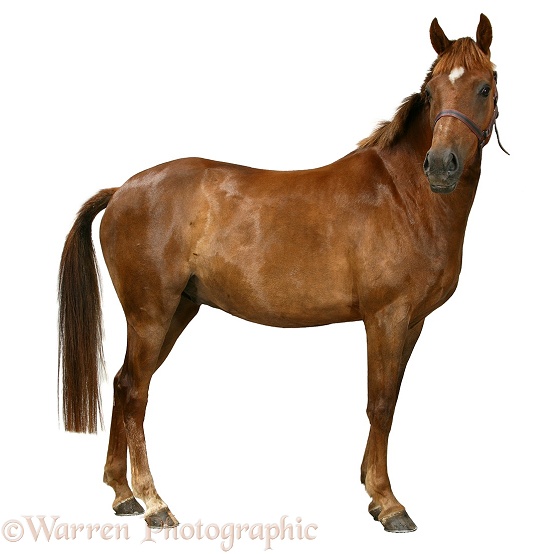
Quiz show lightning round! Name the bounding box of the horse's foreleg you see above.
[361,311,422,533]
[361,319,424,486]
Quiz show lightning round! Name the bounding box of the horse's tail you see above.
[58,188,118,434]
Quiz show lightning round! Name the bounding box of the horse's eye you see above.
[480,86,491,98]
[425,87,432,101]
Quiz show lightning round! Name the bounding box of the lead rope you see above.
[494,122,510,155]
[492,72,510,155]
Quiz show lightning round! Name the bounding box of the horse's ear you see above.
[476,14,493,56]
[430,18,453,55]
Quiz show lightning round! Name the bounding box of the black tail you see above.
[58,188,118,433]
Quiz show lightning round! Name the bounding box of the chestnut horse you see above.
[58,14,506,532]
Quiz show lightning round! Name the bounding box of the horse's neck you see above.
[357,119,481,253]
[412,106,479,213]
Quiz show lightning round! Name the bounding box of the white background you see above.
[1,1,552,552]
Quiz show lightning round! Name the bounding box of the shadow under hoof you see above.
[145,508,179,529]
[381,510,417,533]
[114,497,145,516]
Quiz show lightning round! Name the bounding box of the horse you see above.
[58,14,507,533]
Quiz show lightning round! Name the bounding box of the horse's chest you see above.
[358,234,462,317]
[409,254,462,320]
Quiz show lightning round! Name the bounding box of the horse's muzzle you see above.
[423,149,462,194]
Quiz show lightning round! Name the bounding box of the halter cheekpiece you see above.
[433,73,509,155]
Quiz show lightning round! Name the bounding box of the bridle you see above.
[433,73,510,155]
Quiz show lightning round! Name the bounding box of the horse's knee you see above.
[366,399,395,431]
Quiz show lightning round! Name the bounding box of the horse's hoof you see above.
[114,497,145,516]
[368,502,382,521]
[381,510,417,533]
[145,508,179,529]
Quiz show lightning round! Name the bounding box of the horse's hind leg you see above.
[156,296,200,369]
[103,295,199,523]
[103,360,143,516]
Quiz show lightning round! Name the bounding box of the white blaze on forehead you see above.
[449,66,465,84]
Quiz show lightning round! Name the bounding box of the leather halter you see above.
[433,77,509,155]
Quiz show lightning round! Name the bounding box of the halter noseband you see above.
[433,77,510,155]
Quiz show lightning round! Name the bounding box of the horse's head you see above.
[423,14,501,193]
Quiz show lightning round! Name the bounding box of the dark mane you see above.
[358,37,494,150]
[357,90,428,150]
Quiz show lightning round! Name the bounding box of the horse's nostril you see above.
[446,152,458,175]
[423,152,431,174]
[424,149,461,181]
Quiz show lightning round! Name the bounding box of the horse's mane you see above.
[356,85,430,150]
[357,38,495,150]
